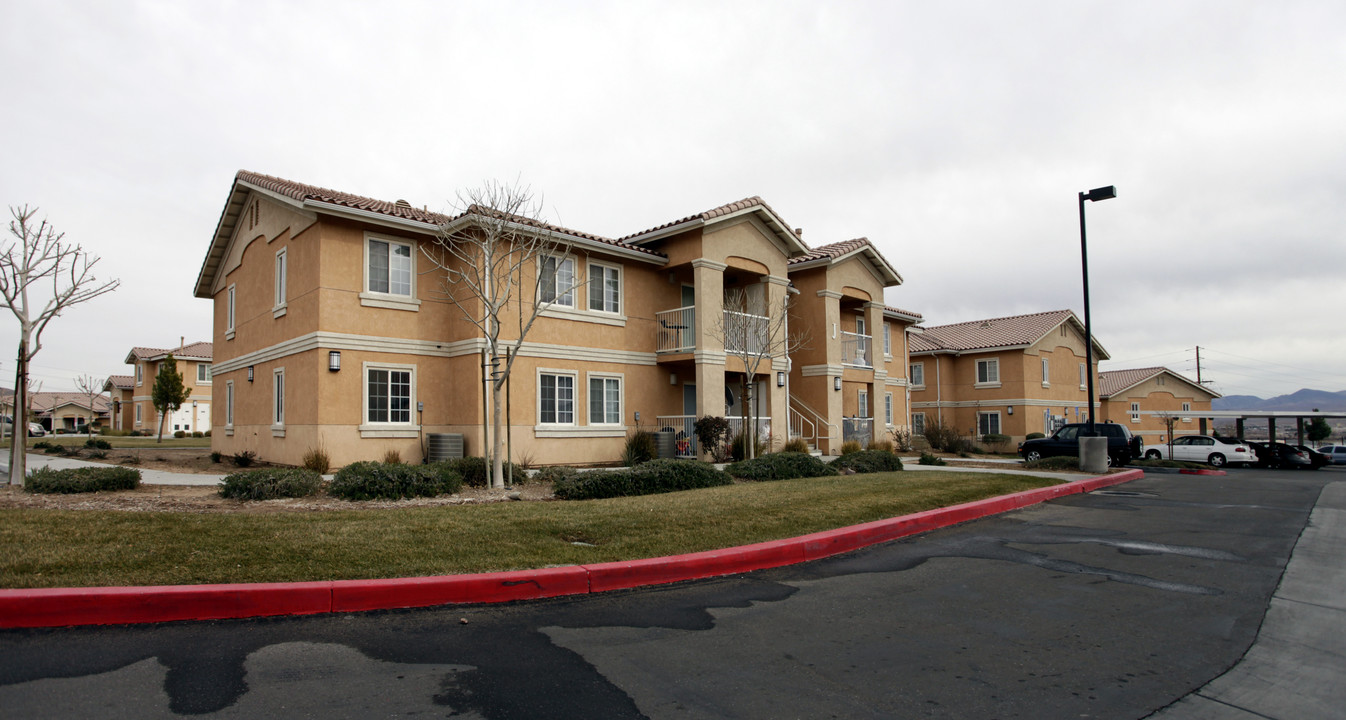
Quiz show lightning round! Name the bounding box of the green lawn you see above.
[0,471,1056,589]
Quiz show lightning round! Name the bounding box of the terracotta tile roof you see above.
[787,238,871,265]
[30,392,111,415]
[911,310,1078,353]
[1098,366,1217,399]
[128,342,213,362]
[884,305,923,320]
[236,171,664,260]
[620,196,795,242]
[104,375,135,390]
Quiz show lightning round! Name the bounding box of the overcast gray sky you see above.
[3,0,1343,399]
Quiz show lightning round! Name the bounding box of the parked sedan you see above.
[1316,445,1346,465]
[1293,445,1331,470]
[27,423,45,437]
[1246,441,1313,469]
[1142,435,1256,467]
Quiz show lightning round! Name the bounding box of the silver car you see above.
[1315,445,1346,465]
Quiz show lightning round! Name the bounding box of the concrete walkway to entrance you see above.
[1,454,225,486]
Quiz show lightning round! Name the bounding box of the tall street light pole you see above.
[1078,185,1116,437]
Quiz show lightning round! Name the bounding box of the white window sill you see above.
[225,427,234,436]
[1042,382,1051,388]
[911,384,926,391]
[225,330,236,341]
[973,382,1001,389]
[359,424,419,438]
[272,427,286,437]
[273,305,287,319]
[539,306,627,327]
[1130,418,1140,423]
[359,293,421,311]
[533,426,627,438]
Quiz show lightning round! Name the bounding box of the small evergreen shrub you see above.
[694,416,733,462]
[45,444,69,455]
[831,449,904,474]
[1025,432,1046,441]
[449,456,524,487]
[219,468,323,500]
[84,438,112,450]
[553,459,731,500]
[533,465,582,485]
[781,437,811,454]
[25,466,141,494]
[982,433,1010,453]
[174,430,187,438]
[192,431,205,438]
[231,450,257,468]
[329,461,463,501]
[622,430,658,466]
[32,441,51,450]
[918,452,946,466]
[210,451,223,464]
[1023,456,1080,470]
[302,445,331,474]
[87,449,108,459]
[840,440,863,456]
[204,430,212,437]
[726,452,838,481]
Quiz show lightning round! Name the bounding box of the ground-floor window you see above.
[912,412,926,436]
[858,389,869,418]
[539,372,575,425]
[272,368,285,428]
[226,381,235,427]
[884,393,893,425]
[367,367,413,424]
[588,375,621,426]
[978,411,1000,436]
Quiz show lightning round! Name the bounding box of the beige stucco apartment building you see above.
[112,342,213,435]
[193,171,921,467]
[1098,366,1218,445]
[908,310,1107,444]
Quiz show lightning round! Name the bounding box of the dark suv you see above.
[1017,422,1143,467]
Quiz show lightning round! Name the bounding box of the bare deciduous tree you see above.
[422,182,584,488]
[74,374,107,438]
[713,287,809,460]
[1,206,119,485]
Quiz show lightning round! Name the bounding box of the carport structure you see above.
[1141,410,1346,445]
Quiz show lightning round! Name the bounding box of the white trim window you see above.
[274,247,288,315]
[1182,402,1192,423]
[197,363,212,384]
[978,411,1001,436]
[136,363,143,386]
[1131,402,1140,423]
[912,412,926,436]
[1079,363,1087,389]
[225,380,235,429]
[272,368,285,430]
[367,237,413,297]
[366,366,414,425]
[858,388,869,418]
[134,404,142,426]
[883,322,891,356]
[587,374,622,426]
[540,256,576,308]
[856,315,866,336]
[976,358,1000,386]
[588,262,621,314]
[1041,358,1050,387]
[539,371,576,425]
[226,284,236,339]
[884,392,894,425]
[910,362,925,387]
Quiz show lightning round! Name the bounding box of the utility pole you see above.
[1195,346,1202,385]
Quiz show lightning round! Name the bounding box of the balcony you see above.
[656,306,773,356]
[656,306,695,353]
[722,310,769,354]
[841,331,872,368]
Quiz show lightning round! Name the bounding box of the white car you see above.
[1143,435,1257,468]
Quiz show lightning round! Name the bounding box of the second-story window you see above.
[1042,358,1050,385]
[883,323,891,356]
[274,248,287,309]
[226,285,236,336]
[540,256,575,307]
[197,364,212,384]
[977,359,1000,385]
[368,238,413,297]
[588,262,620,314]
[910,362,924,387]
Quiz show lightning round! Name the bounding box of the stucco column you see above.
[765,275,791,451]
[692,259,727,459]
[818,289,844,454]
[866,301,887,445]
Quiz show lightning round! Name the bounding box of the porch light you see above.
[777,371,785,387]
[1007,406,1013,415]
[834,377,842,392]
[329,351,341,372]
[247,366,254,383]
[669,373,677,385]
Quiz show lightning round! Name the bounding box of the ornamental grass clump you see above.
[552,459,731,500]
[726,452,838,481]
[25,466,141,494]
[218,468,324,501]
[830,449,904,474]
[328,461,464,501]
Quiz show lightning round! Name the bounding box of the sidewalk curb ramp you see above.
[0,470,1143,628]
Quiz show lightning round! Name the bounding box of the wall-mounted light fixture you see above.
[669,373,677,385]
[834,376,842,391]
[247,366,254,383]
[1007,406,1014,415]
[777,371,786,387]
[329,350,341,372]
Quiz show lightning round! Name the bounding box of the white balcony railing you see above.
[841,331,872,368]
[727,416,772,443]
[723,310,769,354]
[656,306,695,353]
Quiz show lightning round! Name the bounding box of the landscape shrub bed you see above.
[219,468,324,501]
[726,452,838,481]
[329,461,464,501]
[25,466,141,494]
[1022,456,1080,470]
[532,465,581,485]
[831,449,904,474]
[449,456,525,487]
[553,459,731,500]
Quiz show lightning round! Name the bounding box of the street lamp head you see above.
[1082,185,1117,202]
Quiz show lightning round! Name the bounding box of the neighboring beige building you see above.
[120,342,214,436]
[192,171,921,467]
[28,392,111,433]
[1098,366,1218,445]
[908,310,1107,444]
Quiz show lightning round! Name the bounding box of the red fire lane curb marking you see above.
[0,470,1142,628]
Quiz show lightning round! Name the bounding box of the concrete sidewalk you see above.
[1,455,224,486]
[1149,478,1346,720]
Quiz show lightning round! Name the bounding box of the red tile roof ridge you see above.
[619,196,794,242]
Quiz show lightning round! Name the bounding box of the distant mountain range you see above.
[1213,389,1346,412]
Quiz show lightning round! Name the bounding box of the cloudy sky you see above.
[2,0,1343,399]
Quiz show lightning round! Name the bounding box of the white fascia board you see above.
[195,183,252,298]
[303,200,442,234]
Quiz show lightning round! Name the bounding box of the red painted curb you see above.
[1179,468,1227,476]
[0,470,1143,628]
